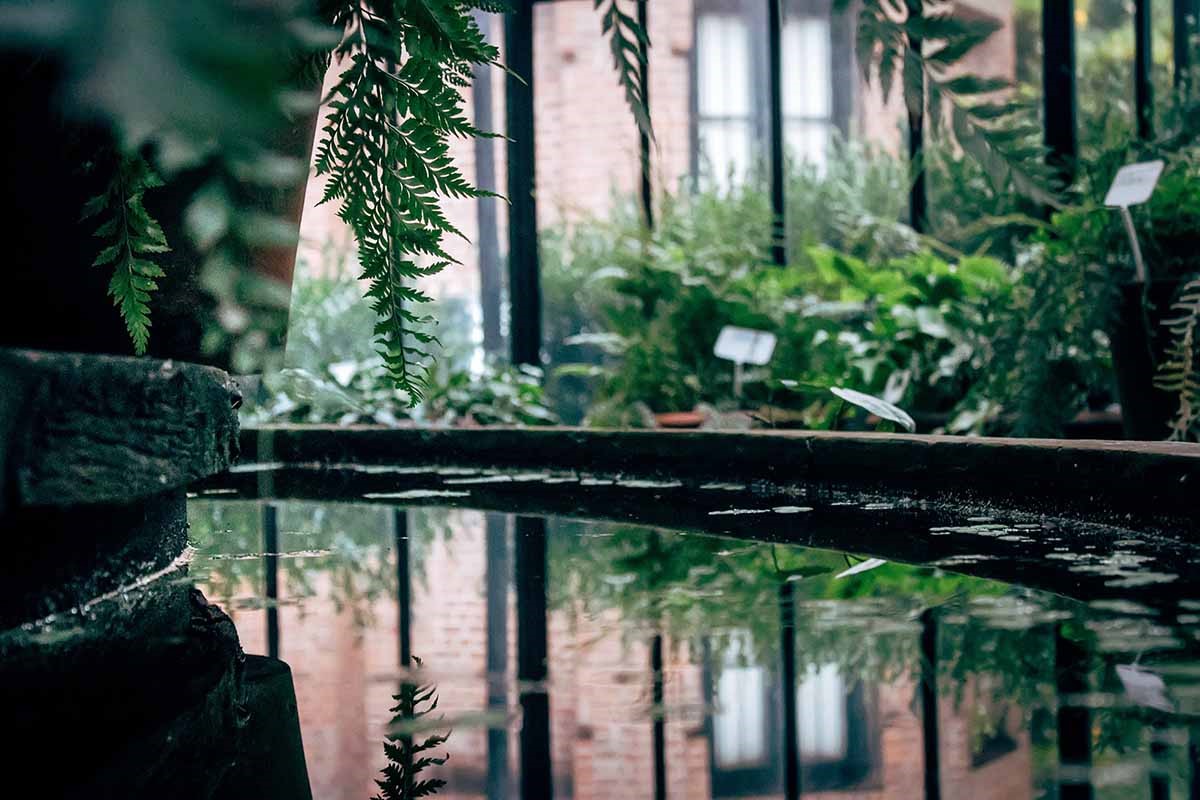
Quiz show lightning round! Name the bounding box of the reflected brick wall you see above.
[213,508,1034,800]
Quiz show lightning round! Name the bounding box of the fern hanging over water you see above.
[1155,278,1200,441]
[83,154,171,355]
[315,1,501,403]
[374,659,449,800]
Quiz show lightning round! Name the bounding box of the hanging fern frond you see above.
[834,0,1061,205]
[1154,277,1200,441]
[594,0,654,140]
[82,154,170,355]
[315,1,501,402]
[375,658,450,800]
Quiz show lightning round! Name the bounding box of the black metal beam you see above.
[766,0,787,266]
[1176,0,1199,88]
[1043,0,1079,188]
[1056,625,1094,800]
[262,502,280,660]
[506,1,542,368]
[920,609,941,800]
[906,0,928,233]
[651,633,667,800]
[1135,0,1155,140]
[485,514,510,800]
[394,508,411,668]
[637,0,654,230]
[515,516,552,799]
[779,580,800,800]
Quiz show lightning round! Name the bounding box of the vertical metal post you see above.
[393,508,411,668]
[780,579,800,800]
[652,634,667,800]
[920,609,941,800]
[515,516,552,799]
[1176,0,1198,89]
[637,0,654,230]
[906,0,927,233]
[506,0,541,368]
[1135,0,1155,140]
[766,0,787,266]
[1056,625,1094,800]
[473,11,504,355]
[485,514,511,800]
[262,502,280,660]
[1043,0,1079,188]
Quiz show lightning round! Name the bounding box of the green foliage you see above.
[544,161,1015,433]
[83,154,170,355]
[836,0,1059,206]
[244,273,556,427]
[314,1,501,402]
[988,147,1200,437]
[375,658,449,800]
[1155,278,1200,440]
[593,0,652,138]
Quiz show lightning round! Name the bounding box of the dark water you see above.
[188,488,1200,800]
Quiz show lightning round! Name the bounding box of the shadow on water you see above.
[181,492,1200,800]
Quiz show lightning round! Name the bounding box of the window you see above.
[705,635,876,798]
[693,0,849,183]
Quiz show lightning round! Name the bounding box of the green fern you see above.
[594,0,653,140]
[315,1,501,403]
[375,658,450,800]
[82,155,170,355]
[836,0,1060,206]
[1154,277,1200,441]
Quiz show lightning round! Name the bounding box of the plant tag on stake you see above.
[1104,160,1164,283]
[714,326,777,399]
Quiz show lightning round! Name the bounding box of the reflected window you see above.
[706,635,876,797]
[692,0,847,183]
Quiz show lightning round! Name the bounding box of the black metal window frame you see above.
[701,644,880,797]
[689,0,854,179]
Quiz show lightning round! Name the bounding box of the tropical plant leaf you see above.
[1154,277,1200,441]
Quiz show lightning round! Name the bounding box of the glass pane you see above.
[697,14,753,117]
[782,15,832,118]
[797,664,848,760]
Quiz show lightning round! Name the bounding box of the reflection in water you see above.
[189,500,1200,799]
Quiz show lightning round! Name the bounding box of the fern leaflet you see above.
[374,657,450,800]
[315,1,501,402]
[82,155,170,355]
[594,0,653,140]
[1154,277,1200,441]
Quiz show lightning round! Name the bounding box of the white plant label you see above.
[1104,160,1164,208]
[713,326,776,366]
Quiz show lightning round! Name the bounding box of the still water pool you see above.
[188,465,1200,800]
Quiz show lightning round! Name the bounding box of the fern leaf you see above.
[85,154,171,355]
[593,0,653,140]
[1154,277,1200,441]
[316,1,500,401]
[374,656,451,800]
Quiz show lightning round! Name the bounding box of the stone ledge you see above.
[240,425,1200,524]
[0,349,241,510]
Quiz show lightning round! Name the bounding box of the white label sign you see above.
[713,326,777,366]
[1104,160,1165,208]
